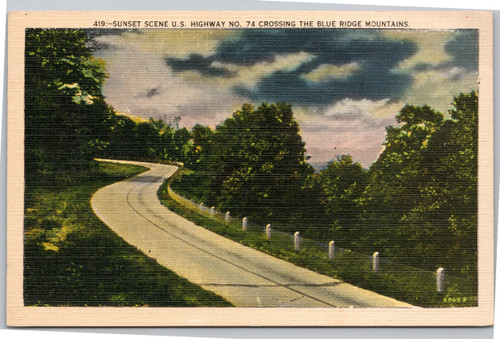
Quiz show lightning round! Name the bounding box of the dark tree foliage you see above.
[404,92,478,273]
[103,115,141,160]
[313,154,368,245]
[25,29,111,182]
[102,115,189,163]
[356,91,477,273]
[191,103,313,226]
[172,127,193,163]
[188,124,215,171]
[357,104,444,254]
[25,28,194,180]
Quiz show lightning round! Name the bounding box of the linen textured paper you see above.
[7,10,493,326]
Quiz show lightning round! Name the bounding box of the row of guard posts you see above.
[199,203,446,293]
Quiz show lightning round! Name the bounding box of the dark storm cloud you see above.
[410,30,478,75]
[215,29,415,68]
[231,29,415,105]
[146,88,159,98]
[237,61,412,106]
[411,62,435,72]
[444,30,478,71]
[166,29,416,105]
[166,53,234,77]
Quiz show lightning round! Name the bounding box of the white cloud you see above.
[299,115,394,167]
[94,34,249,128]
[295,99,399,166]
[321,98,391,117]
[303,62,360,82]
[403,66,477,113]
[383,30,454,69]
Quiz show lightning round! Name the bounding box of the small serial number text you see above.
[443,296,477,303]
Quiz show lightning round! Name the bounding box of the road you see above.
[91,159,413,308]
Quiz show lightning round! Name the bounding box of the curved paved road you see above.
[91,159,413,308]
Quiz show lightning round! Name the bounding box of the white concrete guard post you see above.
[436,267,445,293]
[266,224,271,240]
[294,231,300,252]
[328,240,335,261]
[242,217,248,231]
[225,211,231,224]
[373,252,380,272]
[210,206,215,216]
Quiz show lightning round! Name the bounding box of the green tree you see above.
[401,91,478,272]
[357,104,444,255]
[359,92,477,273]
[150,118,176,161]
[208,103,313,225]
[188,124,215,170]
[25,29,110,181]
[172,128,192,163]
[103,115,138,160]
[315,154,368,243]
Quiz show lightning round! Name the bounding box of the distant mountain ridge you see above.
[308,161,329,173]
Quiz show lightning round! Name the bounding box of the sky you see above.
[92,28,478,167]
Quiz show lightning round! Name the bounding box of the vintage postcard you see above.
[6,11,493,326]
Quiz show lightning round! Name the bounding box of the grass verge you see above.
[24,161,232,307]
[160,172,477,308]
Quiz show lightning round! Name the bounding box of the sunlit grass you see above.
[24,161,232,307]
